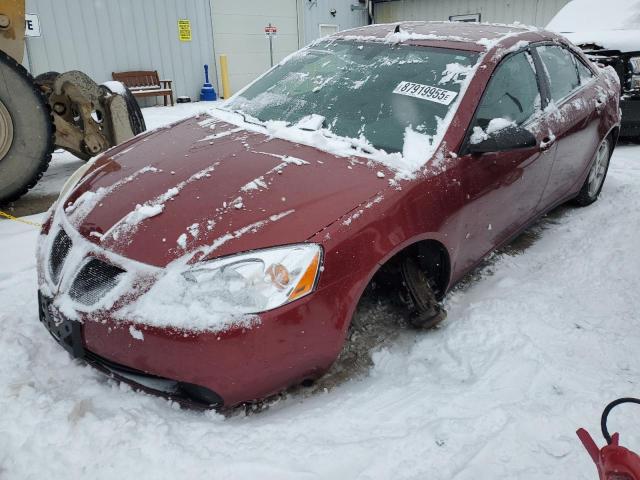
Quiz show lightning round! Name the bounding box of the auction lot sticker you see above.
[393,81,457,105]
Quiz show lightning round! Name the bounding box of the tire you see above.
[101,81,146,135]
[573,136,612,207]
[33,71,60,93]
[0,50,54,204]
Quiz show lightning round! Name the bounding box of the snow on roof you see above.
[333,21,538,49]
[547,0,640,32]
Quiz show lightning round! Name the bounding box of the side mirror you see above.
[466,125,537,154]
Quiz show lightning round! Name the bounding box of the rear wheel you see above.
[0,50,54,204]
[573,137,612,207]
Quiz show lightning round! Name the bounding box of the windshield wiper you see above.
[317,129,377,155]
[215,107,265,127]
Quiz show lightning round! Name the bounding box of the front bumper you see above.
[39,292,223,407]
[38,269,359,407]
[621,97,640,137]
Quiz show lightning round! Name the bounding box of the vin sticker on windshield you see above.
[393,81,458,105]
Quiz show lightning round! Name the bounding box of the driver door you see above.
[453,49,556,274]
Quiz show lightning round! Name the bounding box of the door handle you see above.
[540,136,556,151]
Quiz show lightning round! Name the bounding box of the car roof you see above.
[331,21,546,52]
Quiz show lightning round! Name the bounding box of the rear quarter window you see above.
[574,55,595,84]
[537,45,581,102]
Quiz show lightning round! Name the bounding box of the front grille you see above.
[49,229,72,284]
[69,258,125,306]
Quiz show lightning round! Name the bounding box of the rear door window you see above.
[536,45,581,102]
[474,51,541,128]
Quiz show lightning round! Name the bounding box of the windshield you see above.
[226,40,478,154]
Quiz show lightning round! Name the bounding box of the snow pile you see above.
[113,209,296,332]
[547,0,640,51]
[547,0,640,32]
[562,30,640,52]
[403,126,438,169]
[118,266,261,333]
[2,145,640,478]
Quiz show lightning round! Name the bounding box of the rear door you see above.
[534,44,602,207]
[453,49,556,273]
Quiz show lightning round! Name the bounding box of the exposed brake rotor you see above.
[399,257,447,329]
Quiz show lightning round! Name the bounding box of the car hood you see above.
[63,116,389,267]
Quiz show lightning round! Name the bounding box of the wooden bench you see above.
[112,70,174,106]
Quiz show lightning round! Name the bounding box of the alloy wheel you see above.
[587,139,610,197]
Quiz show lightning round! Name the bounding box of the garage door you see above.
[211,0,300,96]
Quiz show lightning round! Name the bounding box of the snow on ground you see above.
[142,101,219,131]
[1,141,640,477]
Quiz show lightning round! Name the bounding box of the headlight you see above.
[58,158,96,201]
[182,243,322,314]
[630,57,640,74]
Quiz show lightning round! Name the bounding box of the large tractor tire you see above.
[101,81,147,135]
[0,50,54,204]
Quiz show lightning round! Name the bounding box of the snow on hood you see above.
[61,115,389,268]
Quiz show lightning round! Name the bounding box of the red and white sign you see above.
[264,24,277,37]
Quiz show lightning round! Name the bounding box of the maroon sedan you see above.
[37,22,620,408]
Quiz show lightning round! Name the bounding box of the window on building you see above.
[319,24,339,38]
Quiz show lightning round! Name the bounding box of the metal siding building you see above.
[22,0,370,103]
[211,0,370,95]
[300,0,369,46]
[24,0,217,103]
[210,0,300,95]
[373,0,571,27]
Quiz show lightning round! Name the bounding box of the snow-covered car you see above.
[37,21,621,408]
[547,0,640,138]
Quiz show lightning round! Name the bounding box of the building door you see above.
[211,0,300,96]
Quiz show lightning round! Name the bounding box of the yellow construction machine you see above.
[0,0,146,204]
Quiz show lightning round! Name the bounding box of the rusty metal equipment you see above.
[0,0,146,204]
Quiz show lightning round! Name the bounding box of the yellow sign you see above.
[178,19,192,42]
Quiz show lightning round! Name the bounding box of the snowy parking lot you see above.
[0,103,639,478]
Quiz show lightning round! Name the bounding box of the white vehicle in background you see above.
[547,0,640,139]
